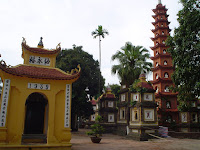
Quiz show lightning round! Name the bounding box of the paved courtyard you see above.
[71,129,200,150]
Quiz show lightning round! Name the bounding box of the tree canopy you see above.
[166,0,200,108]
[111,42,152,86]
[56,45,105,119]
[91,25,109,39]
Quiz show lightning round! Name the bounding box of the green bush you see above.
[86,115,104,137]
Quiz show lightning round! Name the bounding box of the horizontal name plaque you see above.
[28,83,50,90]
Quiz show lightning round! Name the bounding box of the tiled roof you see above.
[155,92,178,98]
[0,64,81,80]
[22,42,61,55]
[164,108,178,112]
[90,99,97,105]
[137,82,154,90]
[98,93,116,101]
[150,78,173,84]
[105,94,115,98]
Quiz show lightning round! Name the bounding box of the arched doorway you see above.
[22,93,48,143]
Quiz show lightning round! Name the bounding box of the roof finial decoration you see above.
[158,0,162,4]
[22,37,26,44]
[37,37,44,48]
[56,43,61,49]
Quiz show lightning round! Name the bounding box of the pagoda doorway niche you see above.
[22,92,48,143]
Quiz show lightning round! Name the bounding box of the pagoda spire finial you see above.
[158,0,162,4]
[37,37,44,48]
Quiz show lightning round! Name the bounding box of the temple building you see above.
[128,74,158,141]
[150,1,200,132]
[90,98,97,123]
[150,0,179,128]
[0,38,80,149]
[97,86,118,133]
[117,84,130,135]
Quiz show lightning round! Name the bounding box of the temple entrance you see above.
[22,93,48,143]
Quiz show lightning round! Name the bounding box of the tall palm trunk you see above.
[99,36,101,69]
[99,36,101,95]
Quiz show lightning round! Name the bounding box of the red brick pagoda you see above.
[150,0,179,128]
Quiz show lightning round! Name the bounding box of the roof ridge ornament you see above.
[56,43,61,49]
[158,0,161,4]
[22,37,26,44]
[38,37,44,48]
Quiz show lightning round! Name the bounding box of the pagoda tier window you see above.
[162,31,165,35]
[91,114,95,121]
[108,114,114,122]
[155,86,159,93]
[108,101,114,107]
[191,101,196,107]
[155,74,159,79]
[164,86,170,92]
[156,33,159,36]
[161,16,163,19]
[166,115,172,123]
[157,101,160,107]
[156,42,159,45]
[164,72,169,78]
[163,49,167,54]
[161,24,164,27]
[122,85,126,89]
[102,102,104,107]
[120,108,125,119]
[156,62,159,67]
[164,60,167,65]
[156,51,159,55]
[192,113,197,122]
[162,40,165,44]
[166,101,171,109]
[121,94,126,102]
[156,25,159,28]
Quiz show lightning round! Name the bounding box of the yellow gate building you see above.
[0,38,80,150]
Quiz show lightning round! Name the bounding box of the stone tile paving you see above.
[71,129,200,150]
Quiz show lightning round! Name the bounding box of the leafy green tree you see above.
[111,42,152,86]
[166,0,200,108]
[56,45,105,130]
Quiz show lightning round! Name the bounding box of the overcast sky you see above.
[0,0,182,85]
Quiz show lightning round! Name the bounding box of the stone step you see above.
[21,134,47,144]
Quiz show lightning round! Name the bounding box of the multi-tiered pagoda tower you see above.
[150,0,179,128]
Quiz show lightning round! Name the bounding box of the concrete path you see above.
[71,129,200,150]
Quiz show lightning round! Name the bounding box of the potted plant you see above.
[86,115,104,143]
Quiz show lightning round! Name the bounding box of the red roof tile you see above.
[106,94,115,98]
[22,42,61,55]
[138,82,154,90]
[164,108,178,112]
[90,100,97,105]
[0,64,80,80]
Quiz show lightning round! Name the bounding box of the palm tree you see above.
[91,25,109,69]
[92,25,109,95]
[111,42,152,86]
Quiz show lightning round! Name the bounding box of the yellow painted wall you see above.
[22,48,58,68]
[0,71,75,145]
